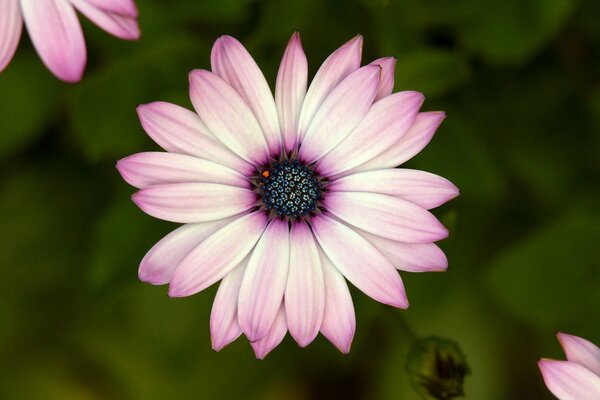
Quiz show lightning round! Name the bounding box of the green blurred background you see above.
[1,0,599,398]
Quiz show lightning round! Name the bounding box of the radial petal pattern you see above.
[0,0,140,82]
[119,32,456,358]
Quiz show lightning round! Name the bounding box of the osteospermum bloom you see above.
[539,332,600,399]
[0,0,140,82]
[117,33,458,358]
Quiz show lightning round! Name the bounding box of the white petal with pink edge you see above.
[70,0,140,40]
[136,102,253,175]
[132,183,257,224]
[318,246,355,353]
[312,215,408,308]
[117,152,249,189]
[189,70,269,166]
[138,216,238,285]
[211,36,282,155]
[352,111,446,173]
[299,65,380,164]
[368,57,396,101]
[81,0,138,17]
[354,228,448,272]
[558,333,600,376]
[251,304,287,359]
[328,169,459,210]
[238,219,290,342]
[276,32,308,152]
[539,359,600,400]
[324,191,448,243]
[210,259,248,351]
[21,0,86,82]
[0,0,22,73]
[297,35,362,141]
[285,222,324,347]
[168,212,268,297]
[316,91,423,176]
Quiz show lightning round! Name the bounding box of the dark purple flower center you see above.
[258,160,321,218]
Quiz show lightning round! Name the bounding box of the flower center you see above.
[258,160,322,218]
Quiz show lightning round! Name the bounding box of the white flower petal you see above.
[132,183,257,224]
[139,216,239,285]
[70,0,140,40]
[21,0,86,82]
[211,36,281,155]
[318,246,355,353]
[238,219,290,342]
[324,191,448,243]
[251,304,287,360]
[312,215,408,308]
[189,69,269,166]
[81,0,138,17]
[210,259,248,351]
[297,35,362,142]
[117,152,249,189]
[168,212,268,297]
[0,0,22,73]
[137,102,253,175]
[299,65,381,164]
[285,221,324,347]
[328,169,459,210]
[539,359,600,400]
[368,57,396,101]
[558,333,600,377]
[275,32,308,153]
[316,91,423,176]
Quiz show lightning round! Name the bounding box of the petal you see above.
[21,0,86,82]
[316,91,423,176]
[297,35,362,141]
[0,0,22,73]
[69,0,140,40]
[558,333,600,376]
[81,0,138,17]
[136,102,253,175]
[275,32,308,153]
[353,111,446,173]
[324,191,448,243]
[311,215,408,308]
[211,36,281,155]
[168,211,268,297]
[238,219,290,342]
[368,57,396,101]
[132,183,257,224]
[210,259,248,351]
[318,247,355,353]
[139,216,238,285]
[539,359,600,400]
[299,65,381,164]
[285,221,324,347]
[189,70,269,166]
[117,152,249,189]
[354,228,448,272]
[251,304,287,360]
[328,169,459,210]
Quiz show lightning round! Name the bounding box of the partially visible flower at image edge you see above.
[539,332,600,399]
[0,0,140,82]
[117,32,459,358]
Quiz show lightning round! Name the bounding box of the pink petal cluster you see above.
[0,0,140,82]
[539,333,600,399]
[118,33,458,358]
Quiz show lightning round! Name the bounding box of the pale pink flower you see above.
[117,33,458,358]
[0,0,140,82]
[539,333,600,399]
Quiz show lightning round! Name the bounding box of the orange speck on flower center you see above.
[262,170,270,178]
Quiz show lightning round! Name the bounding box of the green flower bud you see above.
[406,336,470,399]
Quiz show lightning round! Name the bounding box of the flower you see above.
[0,0,140,82]
[539,332,600,399]
[117,33,458,358]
